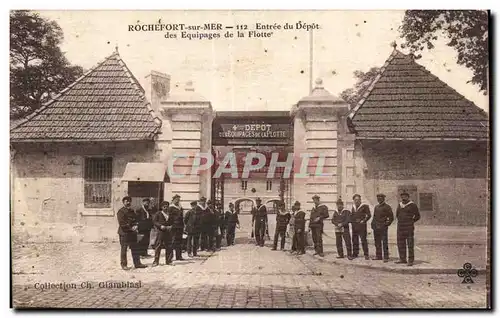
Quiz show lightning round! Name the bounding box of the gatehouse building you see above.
[10,47,489,240]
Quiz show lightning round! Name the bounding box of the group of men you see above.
[252,191,420,266]
[117,190,421,269]
[332,191,421,266]
[116,195,240,270]
[250,195,329,256]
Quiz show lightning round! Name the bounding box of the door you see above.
[128,181,164,211]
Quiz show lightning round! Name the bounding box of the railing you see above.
[84,182,112,208]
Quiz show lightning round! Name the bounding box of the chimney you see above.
[144,71,171,112]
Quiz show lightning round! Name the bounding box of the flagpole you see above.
[309,29,313,93]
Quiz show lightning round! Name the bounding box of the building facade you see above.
[10,48,489,241]
[348,50,489,225]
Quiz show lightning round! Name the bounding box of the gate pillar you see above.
[291,79,352,211]
[158,81,214,208]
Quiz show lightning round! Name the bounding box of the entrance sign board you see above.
[212,113,293,145]
[217,123,289,139]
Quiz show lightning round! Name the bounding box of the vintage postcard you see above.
[10,10,490,309]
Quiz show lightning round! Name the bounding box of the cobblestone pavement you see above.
[12,233,489,309]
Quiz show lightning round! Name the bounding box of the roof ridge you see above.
[348,48,488,121]
[347,48,400,121]
[11,50,120,132]
[114,54,162,133]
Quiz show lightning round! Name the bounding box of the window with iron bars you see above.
[84,157,113,208]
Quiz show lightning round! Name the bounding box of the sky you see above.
[39,10,489,112]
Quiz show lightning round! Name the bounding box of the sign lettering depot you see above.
[217,124,289,139]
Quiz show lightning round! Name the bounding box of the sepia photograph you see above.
[9,9,490,309]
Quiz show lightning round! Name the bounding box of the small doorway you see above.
[121,162,169,211]
[128,181,164,211]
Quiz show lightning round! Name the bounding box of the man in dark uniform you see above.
[309,195,329,257]
[292,201,306,255]
[225,202,240,246]
[197,197,209,251]
[332,198,353,260]
[396,191,421,266]
[117,196,146,270]
[371,193,394,262]
[217,201,227,244]
[152,201,174,266]
[168,194,185,261]
[351,194,371,260]
[205,199,217,252]
[272,201,291,251]
[213,201,225,250]
[184,201,200,257]
[252,197,268,247]
[136,198,153,257]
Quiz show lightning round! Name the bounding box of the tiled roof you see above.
[10,51,161,142]
[348,49,488,140]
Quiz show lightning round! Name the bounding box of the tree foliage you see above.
[10,10,83,119]
[340,67,381,107]
[399,10,488,93]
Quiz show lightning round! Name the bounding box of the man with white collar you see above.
[272,201,291,251]
[225,202,240,246]
[291,201,306,255]
[332,198,353,260]
[371,193,394,262]
[351,194,371,260]
[252,197,268,247]
[168,194,185,261]
[309,194,329,257]
[395,191,421,266]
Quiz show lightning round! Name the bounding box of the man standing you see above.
[149,197,159,250]
[225,202,240,246]
[136,198,153,257]
[217,201,227,244]
[197,197,209,251]
[213,201,225,250]
[309,195,329,257]
[204,200,216,252]
[396,191,421,266]
[332,198,353,260]
[252,198,268,247]
[168,194,185,261]
[117,196,146,270]
[292,201,306,255]
[272,201,291,251]
[351,194,371,260]
[152,201,174,266]
[184,201,201,257]
[371,193,394,262]
[288,203,297,253]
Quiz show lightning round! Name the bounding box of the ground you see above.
[12,221,489,309]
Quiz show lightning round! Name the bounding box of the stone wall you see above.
[355,140,488,225]
[11,141,156,241]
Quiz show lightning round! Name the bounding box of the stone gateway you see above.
[10,47,488,241]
